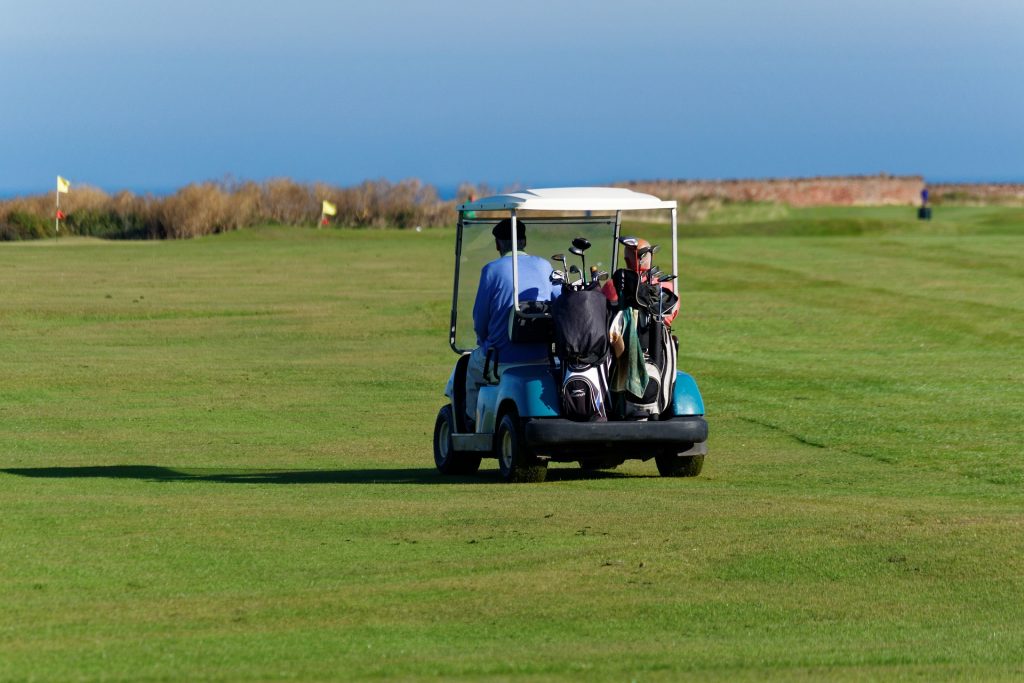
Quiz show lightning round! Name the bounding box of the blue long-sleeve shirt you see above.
[473,253,560,363]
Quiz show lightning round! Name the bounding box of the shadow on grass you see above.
[0,465,633,485]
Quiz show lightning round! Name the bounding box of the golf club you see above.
[571,237,591,275]
[653,274,678,322]
[569,246,586,275]
[568,265,583,288]
[640,244,661,282]
[660,274,675,316]
[551,253,568,274]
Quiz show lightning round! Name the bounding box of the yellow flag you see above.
[57,176,70,193]
[322,200,337,216]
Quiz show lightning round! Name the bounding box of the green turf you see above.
[626,203,1024,239]
[1,209,1023,681]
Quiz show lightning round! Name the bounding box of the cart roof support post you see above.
[510,209,520,312]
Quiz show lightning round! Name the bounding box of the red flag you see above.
[56,209,66,219]
[321,217,329,226]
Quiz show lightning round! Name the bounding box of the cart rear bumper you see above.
[524,416,707,450]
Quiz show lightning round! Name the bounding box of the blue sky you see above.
[2,1,1022,194]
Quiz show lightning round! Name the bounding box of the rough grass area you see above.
[1,209,1023,681]
[626,203,1024,238]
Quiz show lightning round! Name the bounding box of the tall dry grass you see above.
[0,178,472,240]
[7,177,1022,242]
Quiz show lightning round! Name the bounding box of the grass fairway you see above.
[2,208,1023,681]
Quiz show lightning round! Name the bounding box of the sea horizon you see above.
[4,175,1023,201]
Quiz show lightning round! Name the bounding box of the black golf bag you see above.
[609,269,679,419]
[553,288,611,422]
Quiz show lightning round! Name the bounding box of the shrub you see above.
[261,179,315,225]
[0,210,50,240]
[155,183,235,239]
[0,177,463,240]
[326,179,452,229]
[65,209,150,240]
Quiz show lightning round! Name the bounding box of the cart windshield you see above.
[451,215,617,353]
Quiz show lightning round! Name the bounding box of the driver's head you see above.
[492,218,527,255]
[624,238,652,272]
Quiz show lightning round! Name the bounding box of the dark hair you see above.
[492,218,526,241]
[493,218,526,254]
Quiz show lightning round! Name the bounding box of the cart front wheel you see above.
[434,405,481,475]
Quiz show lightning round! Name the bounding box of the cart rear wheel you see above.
[434,405,481,475]
[497,412,547,483]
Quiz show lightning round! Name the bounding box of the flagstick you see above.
[318,212,324,229]
[54,189,60,237]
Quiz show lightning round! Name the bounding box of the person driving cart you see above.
[448,218,560,429]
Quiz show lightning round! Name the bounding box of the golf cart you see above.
[434,187,707,482]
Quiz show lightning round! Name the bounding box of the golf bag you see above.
[609,269,679,419]
[554,288,611,422]
[626,361,662,418]
[561,363,610,422]
[614,321,676,420]
[654,322,677,413]
[643,311,677,414]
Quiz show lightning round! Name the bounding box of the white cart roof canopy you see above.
[457,187,676,213]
